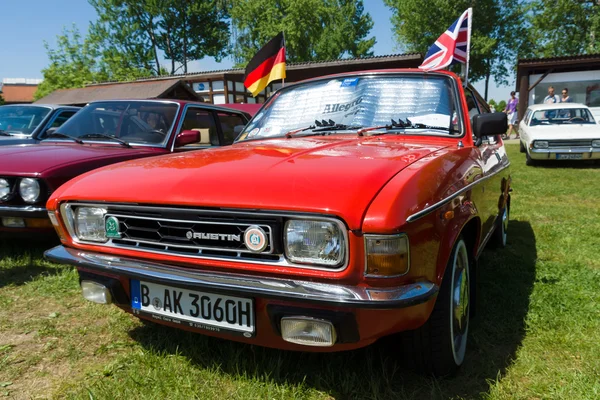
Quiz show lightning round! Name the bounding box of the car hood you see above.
[0,143,159,176]
[527,124,600,140]
[52,137,449,229]
[0,135,36,146]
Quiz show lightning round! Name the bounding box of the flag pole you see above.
[463,7,473,87]
[281,31,286,88]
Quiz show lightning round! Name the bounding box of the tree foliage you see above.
[90,0,230,75]
[384,0,526,99]
[520,0,600,58]
[35,26,153,100]
[229,0,376,66]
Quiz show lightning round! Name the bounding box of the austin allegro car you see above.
[45,70,511,375]
[0,104,79,145]
[0,99,254,235]
[518,103,600,165]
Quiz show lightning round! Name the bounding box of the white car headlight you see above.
[592,139,600,148]
[19,178,41,203]
[284,219,346,267]
[0,178,10,201]
[74,207,108,242]
[533,140,549,149]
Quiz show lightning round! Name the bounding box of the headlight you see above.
[284,219,345,267]
[0,178,10,201]
[19,178,40,203]
[365,234,410,277]
[533,140,549,149]
[592,139,600,148]
[73,207,107,242]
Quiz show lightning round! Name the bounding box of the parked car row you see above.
[3,69,513,376]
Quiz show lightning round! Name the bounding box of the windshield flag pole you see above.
[463,8,473,87]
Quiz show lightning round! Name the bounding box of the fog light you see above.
[1,217,25,228]
[280,317,336,347]
[81,281,112,304]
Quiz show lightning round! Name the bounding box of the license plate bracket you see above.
[130,279,255,337]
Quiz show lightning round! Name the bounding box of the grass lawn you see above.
[1,143,599,399]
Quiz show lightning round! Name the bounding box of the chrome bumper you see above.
[530,147,600,160]
[44,245,438,309]
[0,205,47,218]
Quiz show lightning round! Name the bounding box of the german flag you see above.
[244,32,286,97]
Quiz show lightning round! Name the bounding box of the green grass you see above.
[1,143,599,399]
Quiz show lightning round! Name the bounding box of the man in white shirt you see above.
[544,86,560,103]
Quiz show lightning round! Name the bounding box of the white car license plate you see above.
[556,153,583,160]
[130,280,254,337]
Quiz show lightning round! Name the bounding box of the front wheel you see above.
[400,237,471,376]
[526,150,536,166]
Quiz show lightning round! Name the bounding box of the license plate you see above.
[130,280,254,337]
[556,153,583,160]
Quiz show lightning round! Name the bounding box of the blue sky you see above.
[0,0,511,100]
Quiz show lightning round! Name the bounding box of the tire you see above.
[491,206,509,248]
[400,237,471,376]
[525,150,536,166]
[519,140,525,153]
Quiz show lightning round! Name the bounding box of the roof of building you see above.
[34,79,200,106]
[0,84,39,103]
[518,53,600,66]
[2,78,43,85]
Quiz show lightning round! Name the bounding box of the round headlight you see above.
[19,178,41,203]
[0,178,10,201]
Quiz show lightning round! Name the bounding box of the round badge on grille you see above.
[186,231,193,240]
[244,225,268,252]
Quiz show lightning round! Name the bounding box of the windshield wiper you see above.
[363,118,460,136]
[46,132,84,144]
[0,129,13,136]
[79,133,131,147]
[285,119,362,138]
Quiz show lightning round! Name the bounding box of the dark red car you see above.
[0,99,256,235]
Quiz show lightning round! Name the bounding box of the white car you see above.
[518,103,600,165]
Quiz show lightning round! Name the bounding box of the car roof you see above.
[1,103,79,110]
[528,103,590,111]
[84,99,251,115]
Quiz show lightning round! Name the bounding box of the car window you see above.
[464,90,480,119]
[218,112,247,145]
[181,108,219,147]
[523,110,532,125]
[531,108,596,125]
[50,111,77,128]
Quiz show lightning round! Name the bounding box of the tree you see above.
[229,0,376,65]
[90,0,231,75]
[35,26,152,100]
[384,0,527,100]
[520,0,600,58]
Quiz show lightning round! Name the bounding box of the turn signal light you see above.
[47,211,67,241]
[365,234,410,277]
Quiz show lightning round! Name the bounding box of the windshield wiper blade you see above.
[285,120,363,138]
[79,133,131,147]
[46,132,84,144]
[0,129,13,136]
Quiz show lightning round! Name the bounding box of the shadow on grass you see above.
[529,159,599,169]
[0,238,59,288]
[128,221,536,399]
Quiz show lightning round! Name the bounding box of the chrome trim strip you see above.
[363,233,410,278]
[45,245,438,309]
[59,202,350,272]
[0,205,46,213]
[406,162,511,223]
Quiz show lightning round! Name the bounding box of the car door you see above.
[37,109,78,141]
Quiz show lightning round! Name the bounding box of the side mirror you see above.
[44,127,58,137]
[174,129,200,147]
[233,125,245,135]
[472,113,507,143]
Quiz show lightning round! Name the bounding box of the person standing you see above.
[503,91,519,139]
[544,86,560,103]
[561,88,573,103]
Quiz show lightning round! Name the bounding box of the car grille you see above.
[104,205,282,262]
[548,140,593,147]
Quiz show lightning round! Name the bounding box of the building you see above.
[516,54,600,120]
[0,78,42,104]
[34,53,423,106]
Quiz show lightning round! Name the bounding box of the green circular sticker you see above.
[105,216,121,239]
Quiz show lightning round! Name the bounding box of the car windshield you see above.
[0,106,51,135]
[49,101,179,146]
[237,74,462,141]
[531,108,597,125]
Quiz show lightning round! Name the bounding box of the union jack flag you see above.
[419,9,471,71]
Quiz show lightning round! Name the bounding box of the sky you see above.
[0,0,513,101]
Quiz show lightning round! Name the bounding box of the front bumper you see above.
[530,146,600,160]
[0,205,53,233]
[45,245,437,309]
[0,205,47,218]
[45,245,439,351]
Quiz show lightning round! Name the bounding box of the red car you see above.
[45,70,511,375]
[0,99,255,235]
